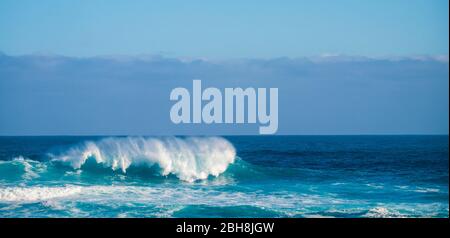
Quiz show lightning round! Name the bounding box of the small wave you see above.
[50,136,236,182]
[365,183,384,189]
[15,156,47,180]
[394,185,441,193]
[413,187,441,193]
[0,156,47,181]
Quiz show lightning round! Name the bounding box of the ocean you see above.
[0,136,448,218]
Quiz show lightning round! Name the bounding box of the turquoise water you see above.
[0,136,448,218]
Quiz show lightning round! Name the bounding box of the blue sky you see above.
[0,0,448,58]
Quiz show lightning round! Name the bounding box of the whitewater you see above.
[0,136,448,217]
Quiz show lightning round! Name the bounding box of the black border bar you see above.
[0,218,448,236]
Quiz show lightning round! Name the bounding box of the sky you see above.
[0,1,448,135]
[0,0,448,58]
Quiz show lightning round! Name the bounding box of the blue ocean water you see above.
[0,136,448,218]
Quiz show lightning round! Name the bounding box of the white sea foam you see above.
[0,184,304,211]
[50,137,236,182]
[1,184,445,217]
[0,184,328,219]
[0,186,82,202]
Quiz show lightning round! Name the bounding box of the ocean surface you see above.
[0,136,448,218]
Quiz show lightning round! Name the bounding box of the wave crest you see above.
[50,137,236,182]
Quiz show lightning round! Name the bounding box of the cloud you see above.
[0,53,448,135]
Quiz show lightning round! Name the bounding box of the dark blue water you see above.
[0,136,448,217]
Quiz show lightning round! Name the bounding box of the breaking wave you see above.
[49,136,236,182]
